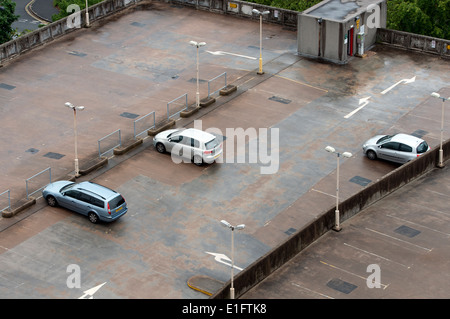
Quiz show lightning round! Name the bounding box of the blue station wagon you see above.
[42,181,127,223]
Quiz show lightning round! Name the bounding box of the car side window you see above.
[192,139,200,148]
[381,142,399,150]
[170,136,183,143]
[399,143,412,152]
[65,190,81,200]
[181,136,192,146]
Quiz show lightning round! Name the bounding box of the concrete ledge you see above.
[147,118,176,136]
[79,156,108,176]
[180,105,200,118]
[2,197,36,218]
[114,137,143,156]
[220,84,237,96]
[187,275,224,296]
[200,96,216,107]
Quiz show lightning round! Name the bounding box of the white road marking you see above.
[365,227,432,252]
[206,50,257,60]
[344,96,371,119]
[381,76,416,95]
[205,252,243,271]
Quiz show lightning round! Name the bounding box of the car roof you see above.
[177,128,216,142]
[390,133,425,147]
[74,181,118,200]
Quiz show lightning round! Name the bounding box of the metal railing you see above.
[98,129,121,157]
[134,111,156,139]
[26,167,51,200]
[207,72,227,97]
[0,189,11,213]
[167,93,188,120]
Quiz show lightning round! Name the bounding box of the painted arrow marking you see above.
[344,96,371,119]
[206,50,257,60]
[381,76,416,95]
[206,252,243,271]
[78,282,107,299]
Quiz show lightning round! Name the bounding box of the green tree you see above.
[387,0,449,39]
[52,0,103,21]
[0,0,19,44]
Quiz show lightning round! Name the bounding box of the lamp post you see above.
[431,92,449,168]
[189,40,206,108]
[252,9,270,75]
[85,0,90,27]
[65,102,85,177]
[220,219,245,299]
[325,146,352,232]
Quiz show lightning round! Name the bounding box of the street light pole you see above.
[325,146,352,232]
[252,9,270,75]
[85,0,90,27]
[189,40,206,108]
[65,102,85,177]
[431,92,449,168]
[220,220,245,299]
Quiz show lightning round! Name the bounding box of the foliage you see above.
[0,0,19,43]
[247,0,449,40]
[52,0,103,21]
[387,0,450,39]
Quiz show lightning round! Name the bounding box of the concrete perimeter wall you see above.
[0,0,146,65]
[169,0,299,29]
[377,28,450,59]
[212,139,450,299]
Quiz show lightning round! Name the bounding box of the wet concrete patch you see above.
[0,83,16,90]
[120,112,140,119]
[394,225,421,238]
[349,175,372,187]
[326,278,357,294]
[43,152,65,160]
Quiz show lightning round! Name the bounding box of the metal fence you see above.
[134,111,156,139]
[167,93,188,120]
[26,167,51,200]
[98,129,121,157]
[207,72,227,97]
[0,189,11,213]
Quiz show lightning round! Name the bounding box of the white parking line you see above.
[320,260,389,289]
[365,228,432,252]
[343,243,410,269]
[291,282,334,299]
[387,214,450,237]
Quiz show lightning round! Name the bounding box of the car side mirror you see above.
[168,138,172,142]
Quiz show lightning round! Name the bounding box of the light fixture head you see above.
[342,152,352,158]
[431,92,440,98]
[325,146,335,153]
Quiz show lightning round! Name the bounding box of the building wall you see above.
[298,0,387,64]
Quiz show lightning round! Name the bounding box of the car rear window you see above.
[205,138,219,150]
[108,195,125,209]
[417,141,429,154]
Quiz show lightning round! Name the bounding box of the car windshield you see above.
[205,138,219,150]
[60,183,75,192]
[417,141,429,154]
[377,135,393,144]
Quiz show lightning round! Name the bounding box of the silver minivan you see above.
[42,181,127,223]
[153,128,223,165]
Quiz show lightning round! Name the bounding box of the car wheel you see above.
[88,212,99,224]
[367,150,377,160]
[156,143,166,153]
[193,155,203,166]
[46,195,57,207]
